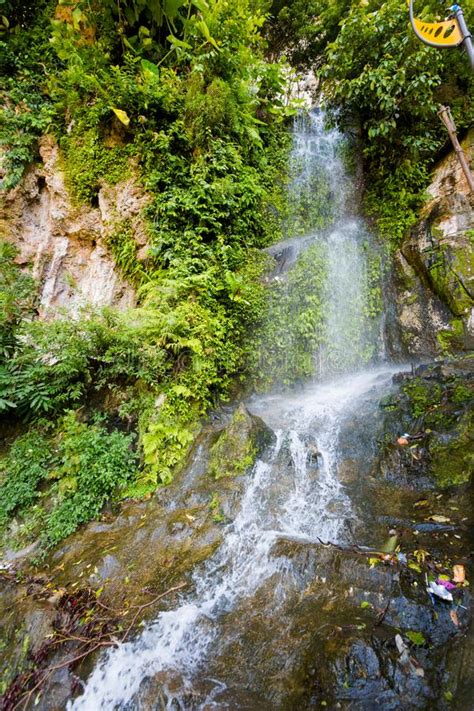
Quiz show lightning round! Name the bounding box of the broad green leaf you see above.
[141,59,159,78]
[71,7,83,30]
[166,33,192,49]
[195,19,219,49]
[163,0,187,20]
[192,0,209,12]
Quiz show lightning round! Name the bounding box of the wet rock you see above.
[371,357,473,490]
[0,578,56,695]
[200,538,468,710]
[208,404,275,480]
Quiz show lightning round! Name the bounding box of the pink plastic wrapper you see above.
[436,578,456,591]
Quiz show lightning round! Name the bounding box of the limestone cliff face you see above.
[0,136,150,318]
[389,130,474,357]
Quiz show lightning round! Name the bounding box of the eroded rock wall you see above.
[0,136,150,318]
[389,130,474,357]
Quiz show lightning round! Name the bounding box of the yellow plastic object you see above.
[412,15,463,47]
[408,0,463,48]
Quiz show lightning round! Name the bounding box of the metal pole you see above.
[454,5,474,71]
[438,105,474,193]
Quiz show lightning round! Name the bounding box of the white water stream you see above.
[71,112,393,709]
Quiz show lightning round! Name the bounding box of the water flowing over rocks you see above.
[1,115,473,710]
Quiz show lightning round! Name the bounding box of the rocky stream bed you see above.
[1,357,473,710]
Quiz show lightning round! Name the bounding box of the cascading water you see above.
[70,112,394,710]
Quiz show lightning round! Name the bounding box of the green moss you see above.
[427,232,474,319]
[431,411,474,488]
[60,123,130,205]
[436,319,465,355]
[402,378,445,424]
[208,405,267,480]
[209,492,225,523]
[399,364,473,487]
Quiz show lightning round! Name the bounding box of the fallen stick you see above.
[121,581,187,642]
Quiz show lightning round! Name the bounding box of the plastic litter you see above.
[453,564,466,584]
[436,578,456,591]
[427,580,453,602]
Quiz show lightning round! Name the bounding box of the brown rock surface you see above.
[0,136,151,318]
[390,130,474,356]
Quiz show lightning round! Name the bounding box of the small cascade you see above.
[70,369,399,710]
[71,112,392,709]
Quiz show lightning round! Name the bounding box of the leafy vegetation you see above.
[0,414,138,550]
[0,0,295,544]
[270,0,474,245]
[2,0,471,549]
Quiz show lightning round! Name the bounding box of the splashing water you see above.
[70,113,389,709]
[70,368,398,710]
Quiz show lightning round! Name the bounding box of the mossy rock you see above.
[208,404,274,480]
[431,410,474,488]
[376,358,474,489]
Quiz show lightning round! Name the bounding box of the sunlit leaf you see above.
[111,107,130,126]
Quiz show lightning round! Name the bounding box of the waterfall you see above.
[261,110,383,383]
[69,112,393,710]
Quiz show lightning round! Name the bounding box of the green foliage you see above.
[271,0,473,245]
[320,0,473,245]
[44,413,138,546]
[0,431,53,527]
[0,241,37,361]
[1,0,293,499]
[59,121,130,205]
[105,221,148,287]
[267,0,351,71]
[0,414,138,549]
[0,0,56,189]
[254,243,327,386]
[363,247,384,319]
[0,307,168,418]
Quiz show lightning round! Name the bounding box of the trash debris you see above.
[436,578,456,591]
[427,580,453,602]
[453,564,466,584]
[426,514,451,523]
[395,634,425,676]
[397,552,408,565]
[395,633,408,657]
[450,610,460,627]
[397,436,409,446]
